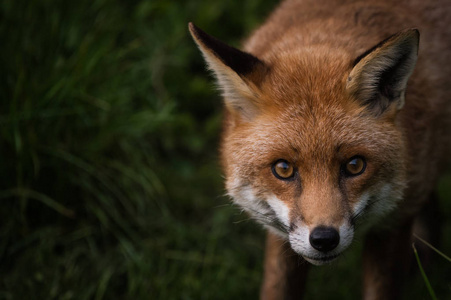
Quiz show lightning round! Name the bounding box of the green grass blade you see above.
[412,243,438,300]
[414,233,451,263]
[0,188,75,218]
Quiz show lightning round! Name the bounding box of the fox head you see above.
[189,23,419,265]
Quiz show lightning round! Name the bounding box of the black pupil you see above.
[279,162,289,171]
[349,158,361,172]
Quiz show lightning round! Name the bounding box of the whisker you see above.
[351,196,379,225]
[213,203,233,209]
[234,203,290,234]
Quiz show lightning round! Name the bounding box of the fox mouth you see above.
[302,253,340,265]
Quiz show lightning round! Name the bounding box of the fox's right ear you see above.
[347,29,419,116]
[188,23,266,121]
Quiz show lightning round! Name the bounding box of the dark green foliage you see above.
[0,1,449,299]
[0,1,274,299]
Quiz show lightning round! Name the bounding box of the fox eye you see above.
[272,160,295,180]
[344,156,366,176]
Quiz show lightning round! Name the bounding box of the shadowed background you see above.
[1,0,450,299]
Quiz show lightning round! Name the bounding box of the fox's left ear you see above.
[346,29,419,115]
[189,22,267,121]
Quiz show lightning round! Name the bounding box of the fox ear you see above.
[188,22,266,121]
[346,29,419,115]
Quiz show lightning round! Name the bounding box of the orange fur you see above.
[189,0,451,298]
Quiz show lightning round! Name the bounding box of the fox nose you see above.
[309,226,340,252]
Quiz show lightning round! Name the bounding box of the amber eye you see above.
[272,160,295,180]
[344,156,366,176]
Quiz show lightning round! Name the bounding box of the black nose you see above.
[309,226,340,252]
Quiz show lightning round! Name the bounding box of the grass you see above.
[413,243,438,300]
[0,0,450,299]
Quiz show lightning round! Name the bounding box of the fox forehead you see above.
[236,52,371,146]
[226,99,395,163]
[260,48,354,106]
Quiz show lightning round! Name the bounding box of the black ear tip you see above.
[188,22,207,42]
[188,22,196,35]
[404,28,420,49]
[188,22,202,37]
[403,28,420,42]
[389,28,420,50]
[409,28,420,39]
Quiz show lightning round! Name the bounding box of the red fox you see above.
[189,0,451,299]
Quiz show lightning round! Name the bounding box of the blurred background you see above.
[1,0,449,299]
